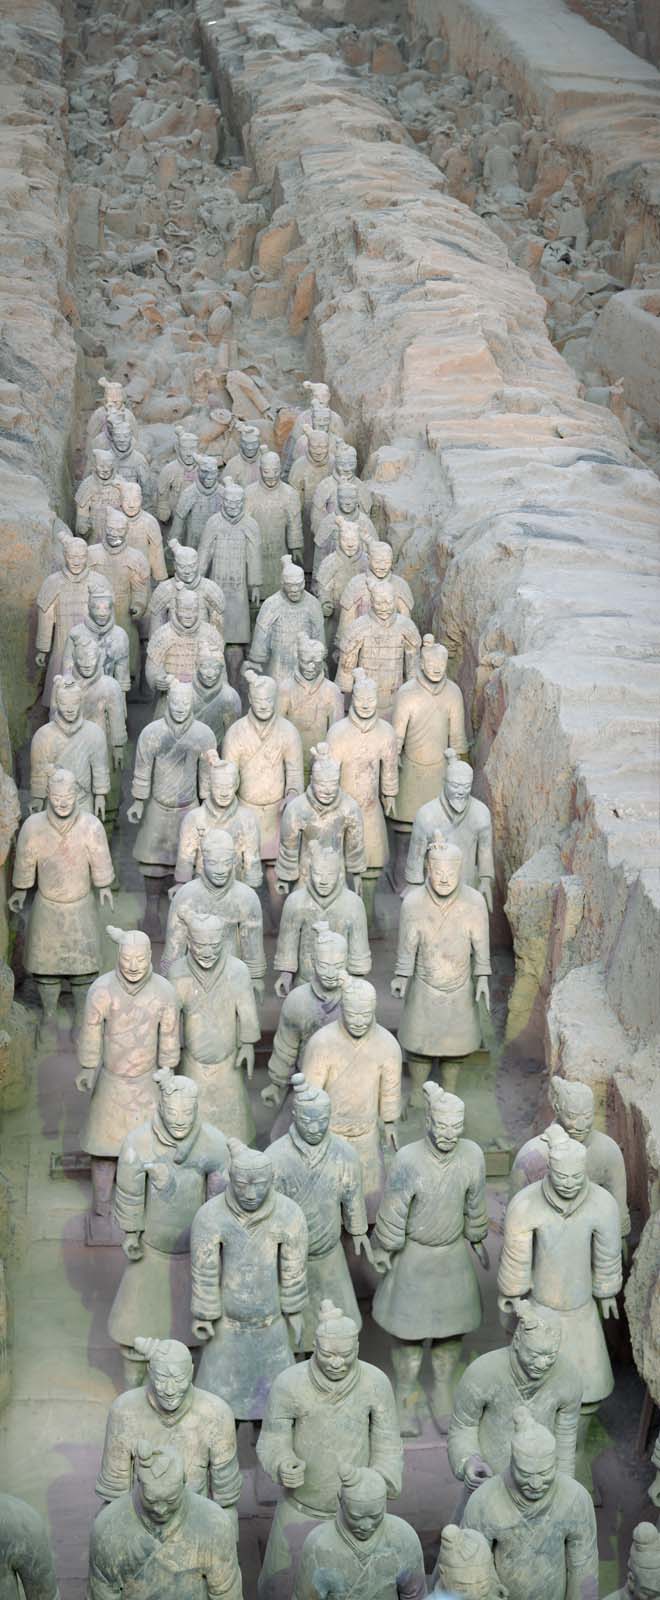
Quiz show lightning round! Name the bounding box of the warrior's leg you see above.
[391,1339,426,1438]
[388,822,411,895]
[360,869,380,934]
[120,1346,147,1388]
[264,865,284,932]
[35,979,61,1048]
[70,973,95,1034]
[225,645,244,695]
[405,1053,433,1111]
[430,1336,463,1431]
[575,1401,603,1506]
[142,874,168,941]
[90,1156,117,1218]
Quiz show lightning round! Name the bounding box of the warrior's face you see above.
[514,1323,560,1383]
[150,1356,192,1414]
[315,1332,357,1384]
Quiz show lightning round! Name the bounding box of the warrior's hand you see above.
[192,1319,215,1342]
[353,1233,376,1266]
[383,796,396,818]
[275,972,294,999]
[390,976,407,999]
[114,747,125,770]
[383,1122,399,1151]
[35,652,47,669]
[122,1232,144,1262]
[479,877,494,913]
[471,1240,490,1271]
[321,602,334,618]
[94,794,106,821]
[127,800,144,823]
[29,798,44,814]
[144,1160,172,1192]
[237,1044,255,1080]
[370,1246,392,1275]
[353,874,363,899]
[253,980,265,1005]
[279,1454,306,1489]
[275,881,290,898]
[601,1296,619,1320]
[261,1082,285,1109]
[497,1294,516,1316]
[8,890,26,913]
[286,1313,303,1348]
[250,588,261,608]
[99,888,113,908]
[464,1453,493,1491]
[75,1068,94,1093]
[476,976,490,1011]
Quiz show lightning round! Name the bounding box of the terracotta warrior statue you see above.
[63,572,130,697]
[164,827,266,1000]
[289,426,332,575]
[117,478,167,585]
[191,1140,308,1421]
[274,842,370,993]
[191,645,240,746]
[97,1335,241,1533]
[75,448,122,542]
[510,1077,630,1240]
[102,408,152,510]
[76,927,179,1241]
[145,586,224,715]
[277,634,344,781]
[431,1524,506,1600]
[68,633,127,776]
[264,922,347,1118]
[88,505,150,681]
[87,377,140,455]
[245,448,303,598]
[293,1466,426,1600]
[170,906,261,1143]
[223,670,303,926]
[313,476,376,581]
[405,744,493,910]
[10,766,113,1045]
[0,1494,59,1600]
[247,556,324,683]
[270,1076,374,1350]
[392,638,469,887]
[302,976,401,1221]
[196,476,262,687]
[448,1298,582,1497]
[170,453,223,552]
[285,381,345,473]
[372,1083,488,1435]
[392,834,491,1107]
[30,673,110,819]
[327,668,399,930]
[175,751,262,889]
[157,427,199,524]
[222,421,262,489]
[315,513,368,653]
[149,538,224,637]
[462,1409,599,1600]
[602,1524,660,1600]
[257,1303,402,1600]
[276,740,366,893]
[109,1073,229,1381]
[337,538,414,658]
[88,1441,243,1600]
[310,440,371,539]
[337,578,420,718]
[35,529,94,705]
[498,1124,622,1410]
[128,678,215,938]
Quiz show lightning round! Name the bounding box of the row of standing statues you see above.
[1,377,647,1600]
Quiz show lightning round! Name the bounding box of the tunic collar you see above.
[133,1490,189,1542]
[164,709,194,737]
[169,615,201,640]
[425,881,461,911]
[199,871,234,902]
[186,950,227,991]
[306,786,339,816]
[309,1354,361,1402]
[247,709,276,741]
[439,791,471,825]
[336,1507,382,1560]
[541,1176,589,1217]
[308,878,343,910]
[503,1468,556,1519]
[225,1186,275,1227]
[293,670,323,695]
[508,1345,548,1400]
[348,707,377,734]
[416,668,447,697]
[204,795,238,824]
[289,1124,331,1168]
[116,966,153,997]
[53,710,84,738]
[46,803,79,835]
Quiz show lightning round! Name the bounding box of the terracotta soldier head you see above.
[195,646,225,692]
[366,541,393,581]
[304,426,330,466]
[310,402,331,436]
[165,678,194,726]
[194,454,219,492]
[420,634,448,685]
[237,423,260,462]
[107,926,152,988]
[245,669,277,723]
[174,427,198,467]
[296,634,326,684]
[47,764,78,821]
[291,1074,332,1146]
[155,1068,199,1142]
[134,1336,194,1416]
[99,377,126,413]
[281,557,305,605]
[107,413,133,457]
[541,1125,588,1204]
[434,1524,507,1600]
[58,528,89,576]
[259,448,282,489]
[509,1408,556,1504]
[444,747,473,813]
[134,1440,186,1525]
[173,585,201,631]
[221,477,245,522]
[548,1079,594,1145]
[426,832,463,898]
[200,828,236,891]
[313,1298,359,1384]
[622,1525,660,1600]
[88,573,116,630]
[312,920,347,992]
[51,673,83,728]
[227,1139,273,1213]
[341,976,376,1040]
[336,479,358,519]
[73,634,104,688]
[510,1300,562,1384]
[423,1081,464,1153]
[169,540,201,588]
[308,842,342,903]
[351,668,378,724]
[94,448,116,484]
[336,514,361,560]
[203,752,240,810]
[338,1465,387,1541]
[309,743,341,809]
[180,906,227,973]
[368,579,396,626]
[303,381,331,407]
[334,442,358,481]
[120,480,143,520]
[104,507,129,550]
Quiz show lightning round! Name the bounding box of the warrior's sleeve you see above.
[235,962,261,1045]
[35,587,57,653]
[256,1371,296,1483]
[12,819,38,891]
[395,1525,427,1600]
[162,891,188,971]
[554,1365,583,1477]
[368,1367,403,1496]
[447,1361,490,1479]
[300,1031,330,1091]
[394,893,421,979]
[380,725,400,800]
[391,685,412,757]
[340,1144,369,1238]
[402,619,422,678]
[591,1189,623,1301]
[461,1487,495,1548]
[372,1156,413,1257]
[191,1204,223,1321]
[497,1191,534,1301]
[448,680,468,757]
[114,1138,148,1237]
[275,798,303,885]
[238,891,266,981]
[127,551,149,618]
[470,892,492,978]
[174,811,198,882]
[95,1402,134,1501]
[89,723,111,797]
[29,725,51,803]
[87,1521,125,1600]
[463,1145,488,1244]
[245,523,263,590]
[404,811,428,886]
[292,1539,320,1600]
[278,1202,308,1315]
[315,558,336,614]
[131,723,158,801]
[476,808,495,884]
[136,458,154,515]
[379,1040,402,1126]
[283,722,304,797]
[145,627,170,692]
[241,811,263,888]
[196,514,215,578]
[156,992,181,1073]
[344,800,367,878]
[565,1490,599,1600]
[274,898,304,979]
[208,1399,243,1508]
[75,482,93,540]
[107,681,128,753]
[205,577,225,634]
[87,817,115,889]
[1,1500,59,1600]
[148,520,168,583]
[285,486,303,557]
[113,629,131,694]
[336,618,362,694]
[310,479,329,534]
[248,604,272,673]
[76,978,108,1073]
[156,462,174,524]
[603,1138,631,1237]
[346,896,372,976]
[268,995,303,1088]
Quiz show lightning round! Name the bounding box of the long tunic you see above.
[145,619,224,715]
[497,1178,623,1404]
[88,1487,242,1600]
[75,471,122,542]
[257,1357,402,1600]
[36,567,93,705]
[78,969,180,1157]
[406,792,493,888]
[395,882,491,1058]
[293,1514,426,1600]
[462,1472,599,1600]
[131,714,215,871]
[249,591,325,682]
[119,510,167,585]
[310,471,372,537]
[270,1128,368,1345]
[302,1020,402,1218]
[313,507,376,580]
[275,879,370,985]
[103,442,152,509]
[315,547,368,655]
[171,478,224,552]
[288,452,332,573]
[109,1111,228,1347]
[174,796,262,888]
[197,511,262,644]
[510,1125,631,1236]
[448,1343,582,1481]
[13,807,113,976]
[326,713,398,869]
[372,1137,487,1340]
[191,674,241,747]
[245,479,303,597]
[392,673,468,823]
[88,543,150,678]
[277,673,344,778]
[276,787,366,887]
[222,711,303,864]
[191,1188,308,1420]
[170,951,260,1143]
[30,714,110,814]
[164,874,266,984]
[337,612,421,718]
[97,1382,241,1513]
[63,617,131,695]
[267,982,342,1093]
[157,455,198,523]
[222,450,261,491]
[338,570,414,656]
[0,1494,59,1600]
[149,574,225,638]
[72,666,127,766]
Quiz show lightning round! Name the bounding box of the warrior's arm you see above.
[447,1366,489,1479]
[95,1405,133,1500]
[565,1499,599,1600]
[369,1369,403,1495]
[191,1210,223,1321]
